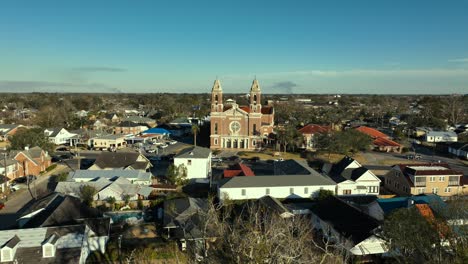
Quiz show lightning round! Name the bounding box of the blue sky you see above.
[0,0,467,94]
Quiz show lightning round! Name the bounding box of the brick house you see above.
[298,124,331,150]
[355,126,402,153]
[113,121,148,135]
[384,163,464,197]
[10,146,52,177]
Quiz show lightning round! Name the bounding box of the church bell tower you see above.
[211,79,223,112]
[249,79,262,113]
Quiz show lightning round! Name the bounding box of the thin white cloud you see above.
[448,58,468,63]
[224,68,468,79]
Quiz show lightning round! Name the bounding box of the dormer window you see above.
[1,248,12,262]
[1,235,20,262]
[42,234,58,258]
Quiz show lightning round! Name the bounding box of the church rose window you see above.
[230,121,241,133]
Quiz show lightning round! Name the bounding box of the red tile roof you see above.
[415,204,435,221]
[239,106,251,113]
[261,106,273,114]
[355,126,389,139]
[223,163,255,178]
[373,137,401,147]
[298,124,331,135]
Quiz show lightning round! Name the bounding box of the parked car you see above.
[407,154,422,160]
[0,202,5,210]
[159,144,168,149]
[211,157,223,162]
[10,184,22,192]
[147,149,156,153]
[169,140,177,145]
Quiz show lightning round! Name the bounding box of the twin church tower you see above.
[209,79,274,150]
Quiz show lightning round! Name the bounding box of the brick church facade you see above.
[210,79,274,150]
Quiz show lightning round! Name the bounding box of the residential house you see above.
[16,193,101,228]
[376,195,445,220]
[89,134,127,150]
[0,124,23,142]
[122,116,156,128]
[44,128,78,145]
[103,113,120,123]
[0,159,20,181]
[218,161,336,201]
[10,146,51,177]
[55,177,154,201]
[0,225,98,263]
[298,124,331,150]
[384,163,464,196]
[163,197,215,252]
[325,156,381,196]
[169,117,193,127]
[424,131,458,143]
[88,151,152,171]
[74,110,89,118]
[174,147,212,180]
[69,169,152,185]
[355,126,402,153]
[310,196,387,257]
[113,121,149,135]
[91,119,108,131]
[448,142,468,160]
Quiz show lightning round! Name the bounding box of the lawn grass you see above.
[237,149,304,160]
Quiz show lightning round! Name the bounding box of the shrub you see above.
[45,164,57,172]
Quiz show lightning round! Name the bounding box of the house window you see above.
[445,187,451,193]
[289,188,294,194]
[342,189,352,195]
[253,124,257,135]
[439,176,445,182]
[266,188,270,195]
[430,176,436,182]
[43,245,54,257]
[241,189,246,196]
[252,140,256,146]
[367,186,379,193]
[432,188,438,194]
[1,248,12,262]
[304,187,308,194]
[187,160,192,166]
[418,188,425,194]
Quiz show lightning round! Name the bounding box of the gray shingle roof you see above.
[219,173,336,188]
[175,146,211,159]
[93,151,150,169]
[69,169,152,182]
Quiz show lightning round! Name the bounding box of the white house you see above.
[173,146,212,180]
[325,156,381,196]
[69,169,152,185]
[218,172,336,201]
[44,128,77,145]
[424,131,458,143]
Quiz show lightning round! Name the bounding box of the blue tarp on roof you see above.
[377,194,445,215]
[142,128,171,135]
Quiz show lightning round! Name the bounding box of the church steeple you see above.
[211,79,223,112]
[249,78,262,113]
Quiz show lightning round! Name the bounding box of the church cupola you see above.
[249,79,262,113]
[211,79,223,112]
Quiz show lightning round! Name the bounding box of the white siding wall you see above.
[174,155,212,179]
[219,185,335,201]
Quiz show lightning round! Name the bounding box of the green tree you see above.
[106,196,116,211]
[166,164,189,186]
[79,185,97,206]
[9,127,55,153]
[191,124,199,146]
[123,194,131,205]
[316,189,334,200]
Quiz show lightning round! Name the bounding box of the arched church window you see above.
[253,94,257,103]
[215,95,218,103]
[214,123,218,134]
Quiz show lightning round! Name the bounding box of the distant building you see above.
[210,79,274,150]
[355,126,402,153]
[89,151,151,171]
[90,134,127,150]
[424,131,458,143]
[298,124,331,150]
